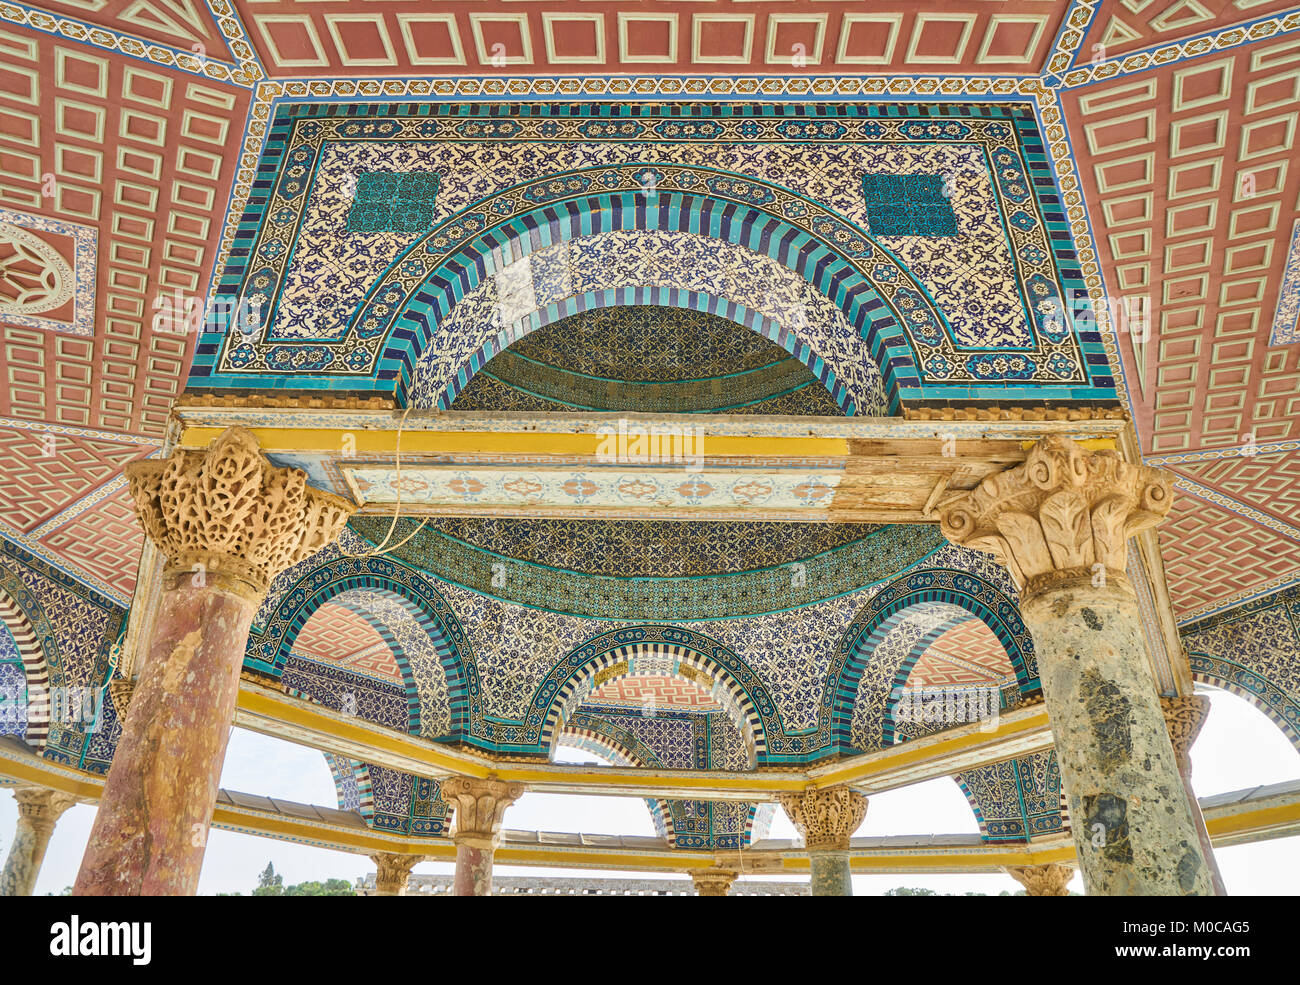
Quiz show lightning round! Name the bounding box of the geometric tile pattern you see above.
[910,616,1018,688]
[34,484,145,598]
[289,600,402,682]
[586,674,723,714]
[1159,490,1300,621]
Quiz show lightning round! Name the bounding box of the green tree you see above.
[283,878,354,896]
[253,862,284,896]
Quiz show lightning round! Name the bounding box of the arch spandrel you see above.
[194,102,1110,414]
[828,566,1039,755]
[245,534,475,742]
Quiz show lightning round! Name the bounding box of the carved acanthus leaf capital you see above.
[1161,695,1210,772]
[937,435,1172,595]
[441,777,525,847]
[369,852,423,894]
[125,427,354,597]
[1005,863,1073,896]
[690,868,738,897]
[12,786,76,831]
[777,785,867,852]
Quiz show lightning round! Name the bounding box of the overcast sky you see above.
[4,687,1297,896]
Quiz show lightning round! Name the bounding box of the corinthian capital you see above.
[125,427,354,597]
[778,785,867,852]
[1005,863,1073,896]
[441,777,524,848]
[12,787,76,832]
[369,852,423,895]
[937,435,1172,596]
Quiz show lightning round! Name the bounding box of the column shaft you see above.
[74,571,258,896]
[809,850,852,897]
[453,843,494,897]
[939,436,1214,897]
[1,788,75,896]
[1021,577,1213,895]
[72,427,353,897]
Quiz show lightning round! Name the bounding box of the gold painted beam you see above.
[233,680,1053,801]
[172,409,1127,524]
[4,740,1297,875]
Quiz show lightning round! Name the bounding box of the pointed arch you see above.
[530,625,774,765]
[0,580,56,749]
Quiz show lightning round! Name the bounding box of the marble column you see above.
[0,787,76,896]
[74,427,353,896]
[370,853,423,896]
[1162,694,1227,896]
[778,785,867,896]
[690,868,738,896]
[939,436,1214,896]
[440,777,524,896]
[1005,863,1074,896]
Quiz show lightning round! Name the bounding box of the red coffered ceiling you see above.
[1060,31,1300,619]
[233,0,1071,77]
[1080,0,1298,62]
[911,618,1017,689]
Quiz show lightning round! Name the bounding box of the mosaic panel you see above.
[1182,584,1300,746]
[192,101,1109,410]
[349,515,947,621]
[449,304,848,416]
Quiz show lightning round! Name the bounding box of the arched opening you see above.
[447,303,850,417]
[249,551,474,741]
[537,628,770,768]
[830,567,1037,753]
[0,586,51,749]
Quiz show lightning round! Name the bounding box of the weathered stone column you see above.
[440,777,524,896]
[778,785,867,896]
[370,853,422,896]
[939,436,1214,896]
[74,427,353,896]
[1162,694,1227,896]
[690,868,738,896]
[1005,863,1074,896]
[0,787,76,896]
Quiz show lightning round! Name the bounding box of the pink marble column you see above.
[74,427,352,896]
[440,777,524,896]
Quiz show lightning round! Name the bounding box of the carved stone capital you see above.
[12,787,76,834]
[1161,695,1210,773]
[937,435,1172,598]
[777,785,867,852]
[1005,863,1073,896]
[108,678,135,715]
[690,868,738,897]
[441,777,525,849]
[369,852,423,896]
[125,426,354,599]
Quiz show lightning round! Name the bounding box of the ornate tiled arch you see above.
[533,626,774,763]
[0,584,51,748]
[559,723,673,842]
[374,181,926,412]
[245,555,474,740]
[1188,655,1300,752]
[826,567,1038,754]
